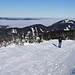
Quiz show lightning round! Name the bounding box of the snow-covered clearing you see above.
[0,40,75,75]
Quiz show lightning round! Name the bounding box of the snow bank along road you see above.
[0,40,75,75]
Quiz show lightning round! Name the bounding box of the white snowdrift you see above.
[0,40,75,75]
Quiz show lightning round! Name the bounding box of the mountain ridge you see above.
[0,19,75,31]
[0,17,48,20]
[47,19,75,31]
[0,19,75,45]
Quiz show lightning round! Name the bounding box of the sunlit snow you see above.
[0,40,75,75]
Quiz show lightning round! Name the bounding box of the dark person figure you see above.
[58,36,63,48]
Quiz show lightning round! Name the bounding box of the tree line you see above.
[0,29,75,48]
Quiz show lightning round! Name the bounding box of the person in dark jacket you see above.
[58,36,63,48]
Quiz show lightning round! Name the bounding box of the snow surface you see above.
[0,40,75,75]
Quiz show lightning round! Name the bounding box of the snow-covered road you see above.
[0,40,75,75]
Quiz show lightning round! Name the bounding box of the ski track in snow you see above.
[0,40,75,75]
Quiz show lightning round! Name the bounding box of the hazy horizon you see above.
[0,18,63,28]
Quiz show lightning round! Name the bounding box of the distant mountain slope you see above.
[3,24,47,37]
[48,19,75,31]
[22,24,47,34]
[1,19,75,36]
[0,25,9,31]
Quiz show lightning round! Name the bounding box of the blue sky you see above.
[0,0,75,18]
